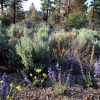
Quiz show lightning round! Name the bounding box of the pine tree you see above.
[26,3,41,24]
[0,0,8,13]
[10,0,27,24]
[88,0,100,30]
[53,0,87,20]
[41,0,55,23]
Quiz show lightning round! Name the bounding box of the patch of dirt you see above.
[0,73,100,100]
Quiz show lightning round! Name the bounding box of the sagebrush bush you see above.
[72,28,100,46]
[0,27,9,50]
[15,37,34,69]
[8,23,34,38]
[34,27,49,42]
[33,29,50,65]
[7,38,22,67]
[0,26,9,65]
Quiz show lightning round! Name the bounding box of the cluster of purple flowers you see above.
[0,73,8,97]
[66,73,71,87]
[64,52,76,67]
[48,62,72,87]
[48,67,56,79]
[55,62,61,84]
[94,62,100,80]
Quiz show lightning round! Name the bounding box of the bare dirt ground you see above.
[0,72,100,100]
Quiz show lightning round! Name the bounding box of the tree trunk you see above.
[13,1,16,24]
[46,7,48,24]
[46,0,50,24]
[1,0,4,13]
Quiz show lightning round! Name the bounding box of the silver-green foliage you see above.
[72,28,100,46]
[15,29,50,69]
[8,24,33,37]
[33,28,50,63]
[16,37,34,68]
[7,39,22,65]
[0,27,9,50]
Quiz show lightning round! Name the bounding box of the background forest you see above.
[0,0,100,30]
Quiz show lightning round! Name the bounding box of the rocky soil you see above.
[0,72,100,100]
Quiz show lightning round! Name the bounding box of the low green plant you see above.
[77,46,95,87]
[6,83,22,100]
[48,64,66,95]
[0,73,22,100]
[54,83,66,95]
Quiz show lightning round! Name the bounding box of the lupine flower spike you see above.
[55,62,59,68]
[66,73,71,87]
[0,73,8,97]
[48,67,56,79]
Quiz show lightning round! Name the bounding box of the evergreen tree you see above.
[90,0,100,20]
[88,0,100,29]
[26,3,41,24]
[41,0,55,23]
[10,0,27,24]
[53,0,87,20]
[0,0,8,13]
[0,0,26,26]
[73,0,87,12]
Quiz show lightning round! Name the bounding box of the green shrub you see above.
[33,29,50,65]
[29,64,47,87]
[0,27,9,50]
[64,12,87,28]
[8,24,34,38]
[7,38,22,67]
[0,26,9,65]
[0,13,12,27]
[73,28,100,46]
[49,30,69,62]
[71,28,80,37]
[15,37,34,69]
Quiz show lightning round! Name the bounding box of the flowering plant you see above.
[29,64,47,87]
[0,73,22,100]
[49,31,69,62]
[0,73,7,98]
[48,62,67,95]
[94,60,100,86]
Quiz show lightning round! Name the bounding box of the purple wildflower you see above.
[71,56,76,66]
[48,67,56,79]
[63,58,69,66]
[67,52,71,61]
[94,62,100,80]
[0,73,7,97]
[66,73,71,86]
[58,73,61,84]
[2,73,8,81]
[55,62,62,84]
[55,62,59,69]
